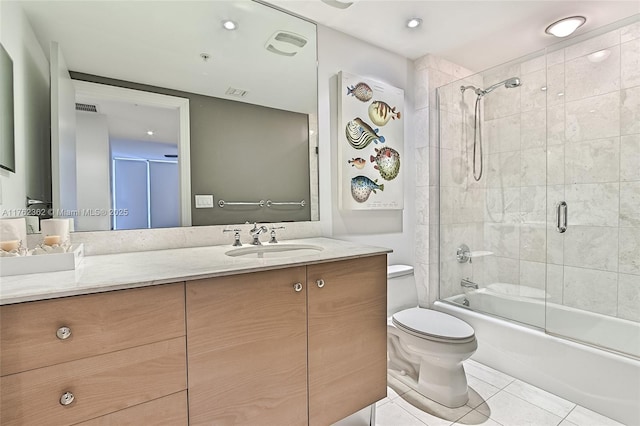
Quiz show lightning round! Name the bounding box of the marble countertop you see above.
[0,237,392,305]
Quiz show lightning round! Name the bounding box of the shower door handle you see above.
[556,201,567,233]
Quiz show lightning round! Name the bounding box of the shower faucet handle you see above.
[456,244,471,263]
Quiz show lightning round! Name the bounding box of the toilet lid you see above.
[392,308,475,341]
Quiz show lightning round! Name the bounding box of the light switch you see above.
[195,195,214,208]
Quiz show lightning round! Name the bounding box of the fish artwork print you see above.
[348,157,367,169]
[351,175,384,203]
[368,101,401,126]
[370,147,400,180]
[346,82,373,102]
[345,118,386,149]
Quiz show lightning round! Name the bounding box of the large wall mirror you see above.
[17,0,318,231]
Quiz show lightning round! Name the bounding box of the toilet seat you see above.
[392,308,475,343]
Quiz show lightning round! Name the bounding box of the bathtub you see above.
[434,292,640,425]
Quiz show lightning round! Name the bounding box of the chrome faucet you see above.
[250,223,269,245]
[461,278,479,290]
[223,229,242,247]
[269,226,285,244]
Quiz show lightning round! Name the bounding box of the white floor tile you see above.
[467,375,501,409]
[503,379,576,418]
[376,400,428,426]
[454,409,503,426]
[558,420,579,426]
[387,372,412,396]
[332,406,371,426]
[475,391,563,426]
[564,406,626,426]
[393,390,473,426]
[377,385,404,408]
[464,360,515,389]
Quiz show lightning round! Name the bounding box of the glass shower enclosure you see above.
[436,15,640,358]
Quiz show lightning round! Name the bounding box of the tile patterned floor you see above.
[335,359,626,426]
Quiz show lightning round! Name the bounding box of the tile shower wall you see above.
[413,55,477,306]
[431,17,639,330]
[465,53,551,327]
[545,20,640,323]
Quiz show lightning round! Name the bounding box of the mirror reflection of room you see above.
[2,0,318,232]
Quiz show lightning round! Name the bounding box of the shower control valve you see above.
[456,244,471,263]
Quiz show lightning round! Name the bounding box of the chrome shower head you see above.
[505,77,521,88]
[479,76,521,96]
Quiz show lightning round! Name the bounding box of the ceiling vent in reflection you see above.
[75,103,98,113]
[225,87,248,97]
[265,31,307,57]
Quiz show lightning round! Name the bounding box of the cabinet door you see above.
[186,267,308,426]
[76,391,188,426]
[0,283,185,376]
[1,337,187,426]
[307,255,387,426]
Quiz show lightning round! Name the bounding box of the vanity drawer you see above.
[0,337,187,426]
[0,283,185,376]
[76,391,188,426]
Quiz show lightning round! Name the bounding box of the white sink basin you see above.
[225,244,324,259]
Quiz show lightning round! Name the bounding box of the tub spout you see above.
[461,278,479,290]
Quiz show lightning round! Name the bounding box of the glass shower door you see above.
[543,18,640,358]
[438,50,548,330]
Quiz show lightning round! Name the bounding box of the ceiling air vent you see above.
[75,103,98,113]
[265,31,307,57]
[225,87,248,97]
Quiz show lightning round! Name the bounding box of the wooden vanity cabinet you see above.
[307,255,387,426]
[0,253,387,425]
[186,255,387,426]
[186,266,309,426]
[0,284,187,426]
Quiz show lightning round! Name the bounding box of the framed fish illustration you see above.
[338,71,404,210]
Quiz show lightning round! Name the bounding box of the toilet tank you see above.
[387,265,418,317]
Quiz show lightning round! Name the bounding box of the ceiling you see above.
[75,94,180,146]
[266,0,640,72]
[17,0,317,114]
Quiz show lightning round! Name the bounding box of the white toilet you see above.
[387,265,477,408]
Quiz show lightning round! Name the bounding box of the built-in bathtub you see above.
[434,291,640,425]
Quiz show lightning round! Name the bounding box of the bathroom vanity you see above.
[0,238,389,425]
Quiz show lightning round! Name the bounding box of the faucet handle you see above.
[223,229,242,246]
[269,226,285,244]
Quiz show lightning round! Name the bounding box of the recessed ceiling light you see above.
[222,20,237,31]
[545,16,586,37]
[407,18,422,29]
[147,130,154,136]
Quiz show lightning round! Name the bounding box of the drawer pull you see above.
[56,326,72,340]
[60,391,75,406]
[293,283,303,292]
[316,279,325,288]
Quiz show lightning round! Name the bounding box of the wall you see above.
[0,2,50,211]
[30,23,416,259]
[317,25,415,269]
[413,55,477,306]
[75,112,110,231]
